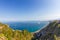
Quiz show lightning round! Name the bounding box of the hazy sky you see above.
[0,0,60,22]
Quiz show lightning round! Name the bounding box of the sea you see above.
[4,21,49,32]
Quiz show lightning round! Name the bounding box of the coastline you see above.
[32,22,50,33]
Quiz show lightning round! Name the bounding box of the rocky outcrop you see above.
[32,20,60,40]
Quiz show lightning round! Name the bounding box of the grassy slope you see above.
[0,23,33,40]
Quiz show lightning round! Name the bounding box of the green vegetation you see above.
[54,34,57,40]
[0,23,33,40]
[0,33,8,40]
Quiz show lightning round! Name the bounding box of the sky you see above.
[0,0,60,22]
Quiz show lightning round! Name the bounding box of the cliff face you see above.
[32,20,60,40]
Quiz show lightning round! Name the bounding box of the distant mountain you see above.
[32,20,60,40]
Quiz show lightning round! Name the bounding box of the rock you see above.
[32,20,60,40]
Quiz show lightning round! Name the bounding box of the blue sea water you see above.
[4,21,49,32]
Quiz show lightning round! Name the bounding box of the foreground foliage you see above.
[0,23,33,40]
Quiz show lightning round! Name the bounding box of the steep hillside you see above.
[32,20,60,40]
[0,23,33,40]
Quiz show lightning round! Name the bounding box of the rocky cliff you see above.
[32,20,60,40]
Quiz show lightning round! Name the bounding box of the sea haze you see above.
[4,21,49,32]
